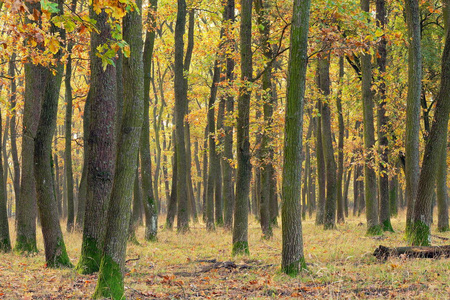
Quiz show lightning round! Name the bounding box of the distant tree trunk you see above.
[93,0,144,295]
[2,115,9,217]
[281,0,311,275]
[202,127,208,222]
[376,0,393,232]
[8,55,20,219]
[315,103,326,225]
[34,0,72,266]
[0,109,11,252]
[232,0,252,256]
[65,7,76,231]
[206,60,221,231]
[318,54,337,230]
[166,138,177,229]
[437,140,449,232]
[353,167,359,216]
[343,168,351,217]
[75,89,91,231]
[15,2,44,253]
[361,0,381,235]
[410,27,450,245]
[404,0,422,235]
[389,175,399,217]
[141,0,158,241]
[77,7,118,274]
[336,57,345,224]
[174,0,189,233]
[222,0,235,231]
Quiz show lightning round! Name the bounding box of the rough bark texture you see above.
[404,0,422,235]
[281,0,311,276]
[34,0,72,267]
[376,0,393,232]
[93,0,144,296]
[436,138,449,232]
[174,0,189,233]
[232,0,252,256]
[361,0,381,235]
[15,1,44,253]
[410,27,450,246]
[336,57,345,224]
[315,104,326,225]
[77,7,118,274]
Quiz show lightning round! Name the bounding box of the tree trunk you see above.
[404,0,422,235]
[232,0,252,256]
[33,0,72,266]
[336,57,345,224]
[0,109,11,252]
[318,54,337,230]
[410,27,450,245]
[77,7,118,274]
[8,55,20,221]
[141,0,158,241]
[437,139,449,232]
[128,163,142,244]
[315,104,326,225]
[361,0,381,235]
[281,0,311,276]
[166,137,177,229]
[93,0,144,295]
[174,0,189,233]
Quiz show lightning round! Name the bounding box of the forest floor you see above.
[1,212,450,299]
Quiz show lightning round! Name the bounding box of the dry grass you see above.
[1,211,450,299]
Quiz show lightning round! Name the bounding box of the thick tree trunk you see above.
[404,0,422,235]
[437,139,449,232]
[232,0,252,256]
[77,8,118,274]
[53,141,62,217]
[93,0,144,295]
[281,0,311,276]
[410,27,450,245]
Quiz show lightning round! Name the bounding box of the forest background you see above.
[0,0,450,298]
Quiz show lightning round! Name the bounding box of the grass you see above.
[0,211,450,299]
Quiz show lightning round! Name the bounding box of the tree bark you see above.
[315,103,326,225]
[404,0,422,235]
[281,0,311,276]
[232,0,253,256]
[77,7,118,274]
[336,57,345,224]
[93,0,144,295]
[0,109,11,252]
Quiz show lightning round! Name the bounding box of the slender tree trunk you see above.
[281,0,311,275]
[0,109,11,252]
[232,0,252,256]
[53,140,62,217]
[8,55,20,219]
[174,0,189,233]
[389,176,399,217]
[166,138,177,229]
[404,0,422,235]
[361,0,381,235]
[34,0,72,266]
[315,104,326,225]
[128,162,142,244]
[318,54,337,230]
[141,0,158,241]
[77,7,118,274]
[437,139,449,232]
[93,0,144,295]
[336,57,345,224]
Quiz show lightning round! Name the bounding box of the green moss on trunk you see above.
[47,238,73,268]
[93,255,124,299]
[366,224,383,236]
[76,237,102,274]
[14,235,38,254]
[409,220,431,246]
[281,257,307,277]
[438,225,450,232]
[0,238,11,252]
[382,220,394,233]
[232,241,250,256]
